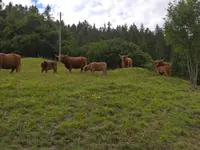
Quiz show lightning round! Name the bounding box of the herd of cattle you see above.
[0,53,171,76]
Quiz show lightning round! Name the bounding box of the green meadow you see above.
[0,58,200,150]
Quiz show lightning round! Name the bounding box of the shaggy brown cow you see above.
[153,59,171,77]
[119,55,133,68]
[41,61,57,73]
[83,62,107,75]
[55,55,87,73]
[155,65,171,77]
[0,53,21,73]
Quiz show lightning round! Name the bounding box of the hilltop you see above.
[0,58,200,150]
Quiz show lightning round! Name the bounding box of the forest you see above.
[0,0,199,85]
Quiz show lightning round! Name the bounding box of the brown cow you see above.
[119,55,133,68]
[0,53,21,73]
[55,55,87,73]
[152,59,171,77]
[41,60,57,73]
[83,62,107,75]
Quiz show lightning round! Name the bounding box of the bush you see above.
[79,38,152,69]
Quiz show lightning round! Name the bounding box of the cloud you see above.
[2,0,172,30]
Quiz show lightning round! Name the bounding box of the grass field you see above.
[0,58,200,150]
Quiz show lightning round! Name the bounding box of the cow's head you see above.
[83,65,89,71]
[41,61,48,68]
[55,54,68,62]
[152,60,159,67]
[152,57,165,68]
[119,54,128,61]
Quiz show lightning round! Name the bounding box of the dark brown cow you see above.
[41,61,57,73]
[0,53,21,73]
[55,55,87,73]
[119,55,133,68]
[152,59,171,77]
[83,62,107,75]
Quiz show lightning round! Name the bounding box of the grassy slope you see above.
[0,58,200,150]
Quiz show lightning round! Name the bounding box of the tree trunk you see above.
[187,55,198,88]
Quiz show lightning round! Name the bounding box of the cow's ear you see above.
[55,56,59,61]
[161,57,165,61]
[43,61,48,65]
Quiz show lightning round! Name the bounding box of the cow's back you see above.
[1,53,20,69]
[65,56,87,68]
[90,62,107,71]
[47,62,57,70]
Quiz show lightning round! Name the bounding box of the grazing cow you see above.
[119,55,133,68]
[83,62,107,75]
[41,61,57,73]
[0,53,21,73]
[152,59,171,77]
[55,55,87,73]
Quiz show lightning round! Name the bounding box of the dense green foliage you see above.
[0,1,170,68]
[0,58,200,149]
[164,0,200,86]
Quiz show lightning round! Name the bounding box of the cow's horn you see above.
[161,57,165,61]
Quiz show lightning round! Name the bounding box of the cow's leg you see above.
[69,68,72,73]
[91,69,95,74]
[168,70,171,77]
[165,70,169,77]
[80,67,83,72]
[16,67,20,72]
[104,69,107,75]
[10,68,15,73]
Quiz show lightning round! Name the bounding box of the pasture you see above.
[0,58,200,150]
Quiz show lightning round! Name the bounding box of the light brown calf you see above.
[83,62,107,75]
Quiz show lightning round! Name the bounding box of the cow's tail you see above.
[18,56,22,72]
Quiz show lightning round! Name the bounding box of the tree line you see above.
[0,0,199,86]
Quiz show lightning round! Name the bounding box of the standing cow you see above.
[55,55,87,73]
[152,58,171,77]
[41,61,57,73]
[0,53,21,73]
[83,62,107,75]
[119,55,133,68]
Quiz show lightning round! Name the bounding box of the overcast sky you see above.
[3,0,173,30]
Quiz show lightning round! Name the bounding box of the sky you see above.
[2,0,173,30]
